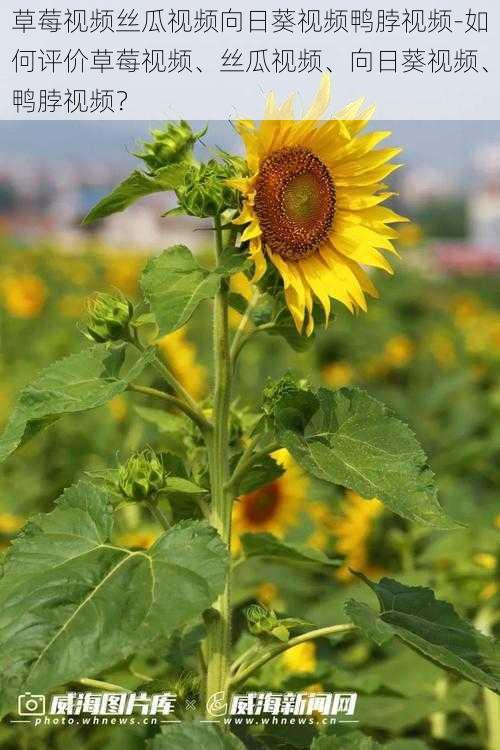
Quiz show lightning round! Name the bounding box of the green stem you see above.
[230,289,260,370]
[205,214,233,718]
[230,322,277,367]
[130,337,211,434]
[227,441,281,493]
[78,677,131,693]
[145,499,170,531]
[126,383,211,434]
[230,623,356,688]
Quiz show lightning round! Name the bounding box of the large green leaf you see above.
[149,723,245,749]
[275,386,453,528]
[82,165,187,224]
[0,481,228,716]
[141,246,220,336]
[346,575,500,693]
[141,246,248,336]
[0,345,153,463]
[240,532,340,568]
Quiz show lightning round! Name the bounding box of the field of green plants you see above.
[0,236,498,750]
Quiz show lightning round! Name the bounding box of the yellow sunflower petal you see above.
[249,238,267,282]
[241,220,262,242]
[303,72,331,120]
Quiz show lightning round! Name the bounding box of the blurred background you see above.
[0,120,499,749]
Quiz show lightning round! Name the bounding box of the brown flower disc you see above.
[254,147,336,260]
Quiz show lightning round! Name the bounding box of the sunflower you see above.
[232,449,307,553]
[332,491,385,582]
[230,74,408,335]
[2,274,47,319]
[157,326,207,400]
[282,642,317,674]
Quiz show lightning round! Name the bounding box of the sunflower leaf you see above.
[141,246,248,336]
[235,453,284,495]
[148,723,246,749]
[274,386,455,529]
[0,481,228,717]
[141,246,219,335]
[267,308,317,352]
[345,575,500,694]
[82,165,188,224]
[240,532,341,568]
[0,345,154,464]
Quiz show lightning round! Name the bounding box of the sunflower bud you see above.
[118,449,166,502]
[262,373,310,417]
[245,604,280,635]
[85,292,134,344]
[176,159,242,218]
[134,121,203,172]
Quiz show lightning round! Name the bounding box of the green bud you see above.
[118,449,166,502]
[85,292,134,343]
[262,373,310,417]
[245,604,280,636]
[176,158,245,219]
[134,121,204,172]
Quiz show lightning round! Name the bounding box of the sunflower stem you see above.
[126,384,211,434]
[205,213,234,720]
[144,498,170,531]
[230,288,260,370]
[227,442,281,493]
[230,623,357,688]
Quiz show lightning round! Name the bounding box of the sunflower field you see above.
[0,82,499,750]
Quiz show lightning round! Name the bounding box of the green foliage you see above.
[83,165,188,224]
[312,732,429,750]
[272,383,454,528]
[240,532,340,568]
[236,453,284,495]
[141,245,248,336]
[0,481,228,717]
[0,344,154,463]
[148,723,246,749]
[346,575,500,693]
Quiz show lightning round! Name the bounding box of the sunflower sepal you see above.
[245,605,290,643]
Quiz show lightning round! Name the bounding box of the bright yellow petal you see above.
[303,72,331,120]
[241,220,262,242]
[248,238,267,282]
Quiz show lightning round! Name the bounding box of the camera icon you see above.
[18,693,46,716]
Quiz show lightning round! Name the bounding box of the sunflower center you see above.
[254,147,336,261]
[242,482,282,525]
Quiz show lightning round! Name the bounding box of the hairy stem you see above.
[230,289,260,370]
[130,336,211,433]
[230,623,357,688]
[227,442,281,493]
[205,214,233,718]
[145,499,170,531]
[126,383,211,434]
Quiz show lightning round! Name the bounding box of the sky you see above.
[1,120,500,182]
